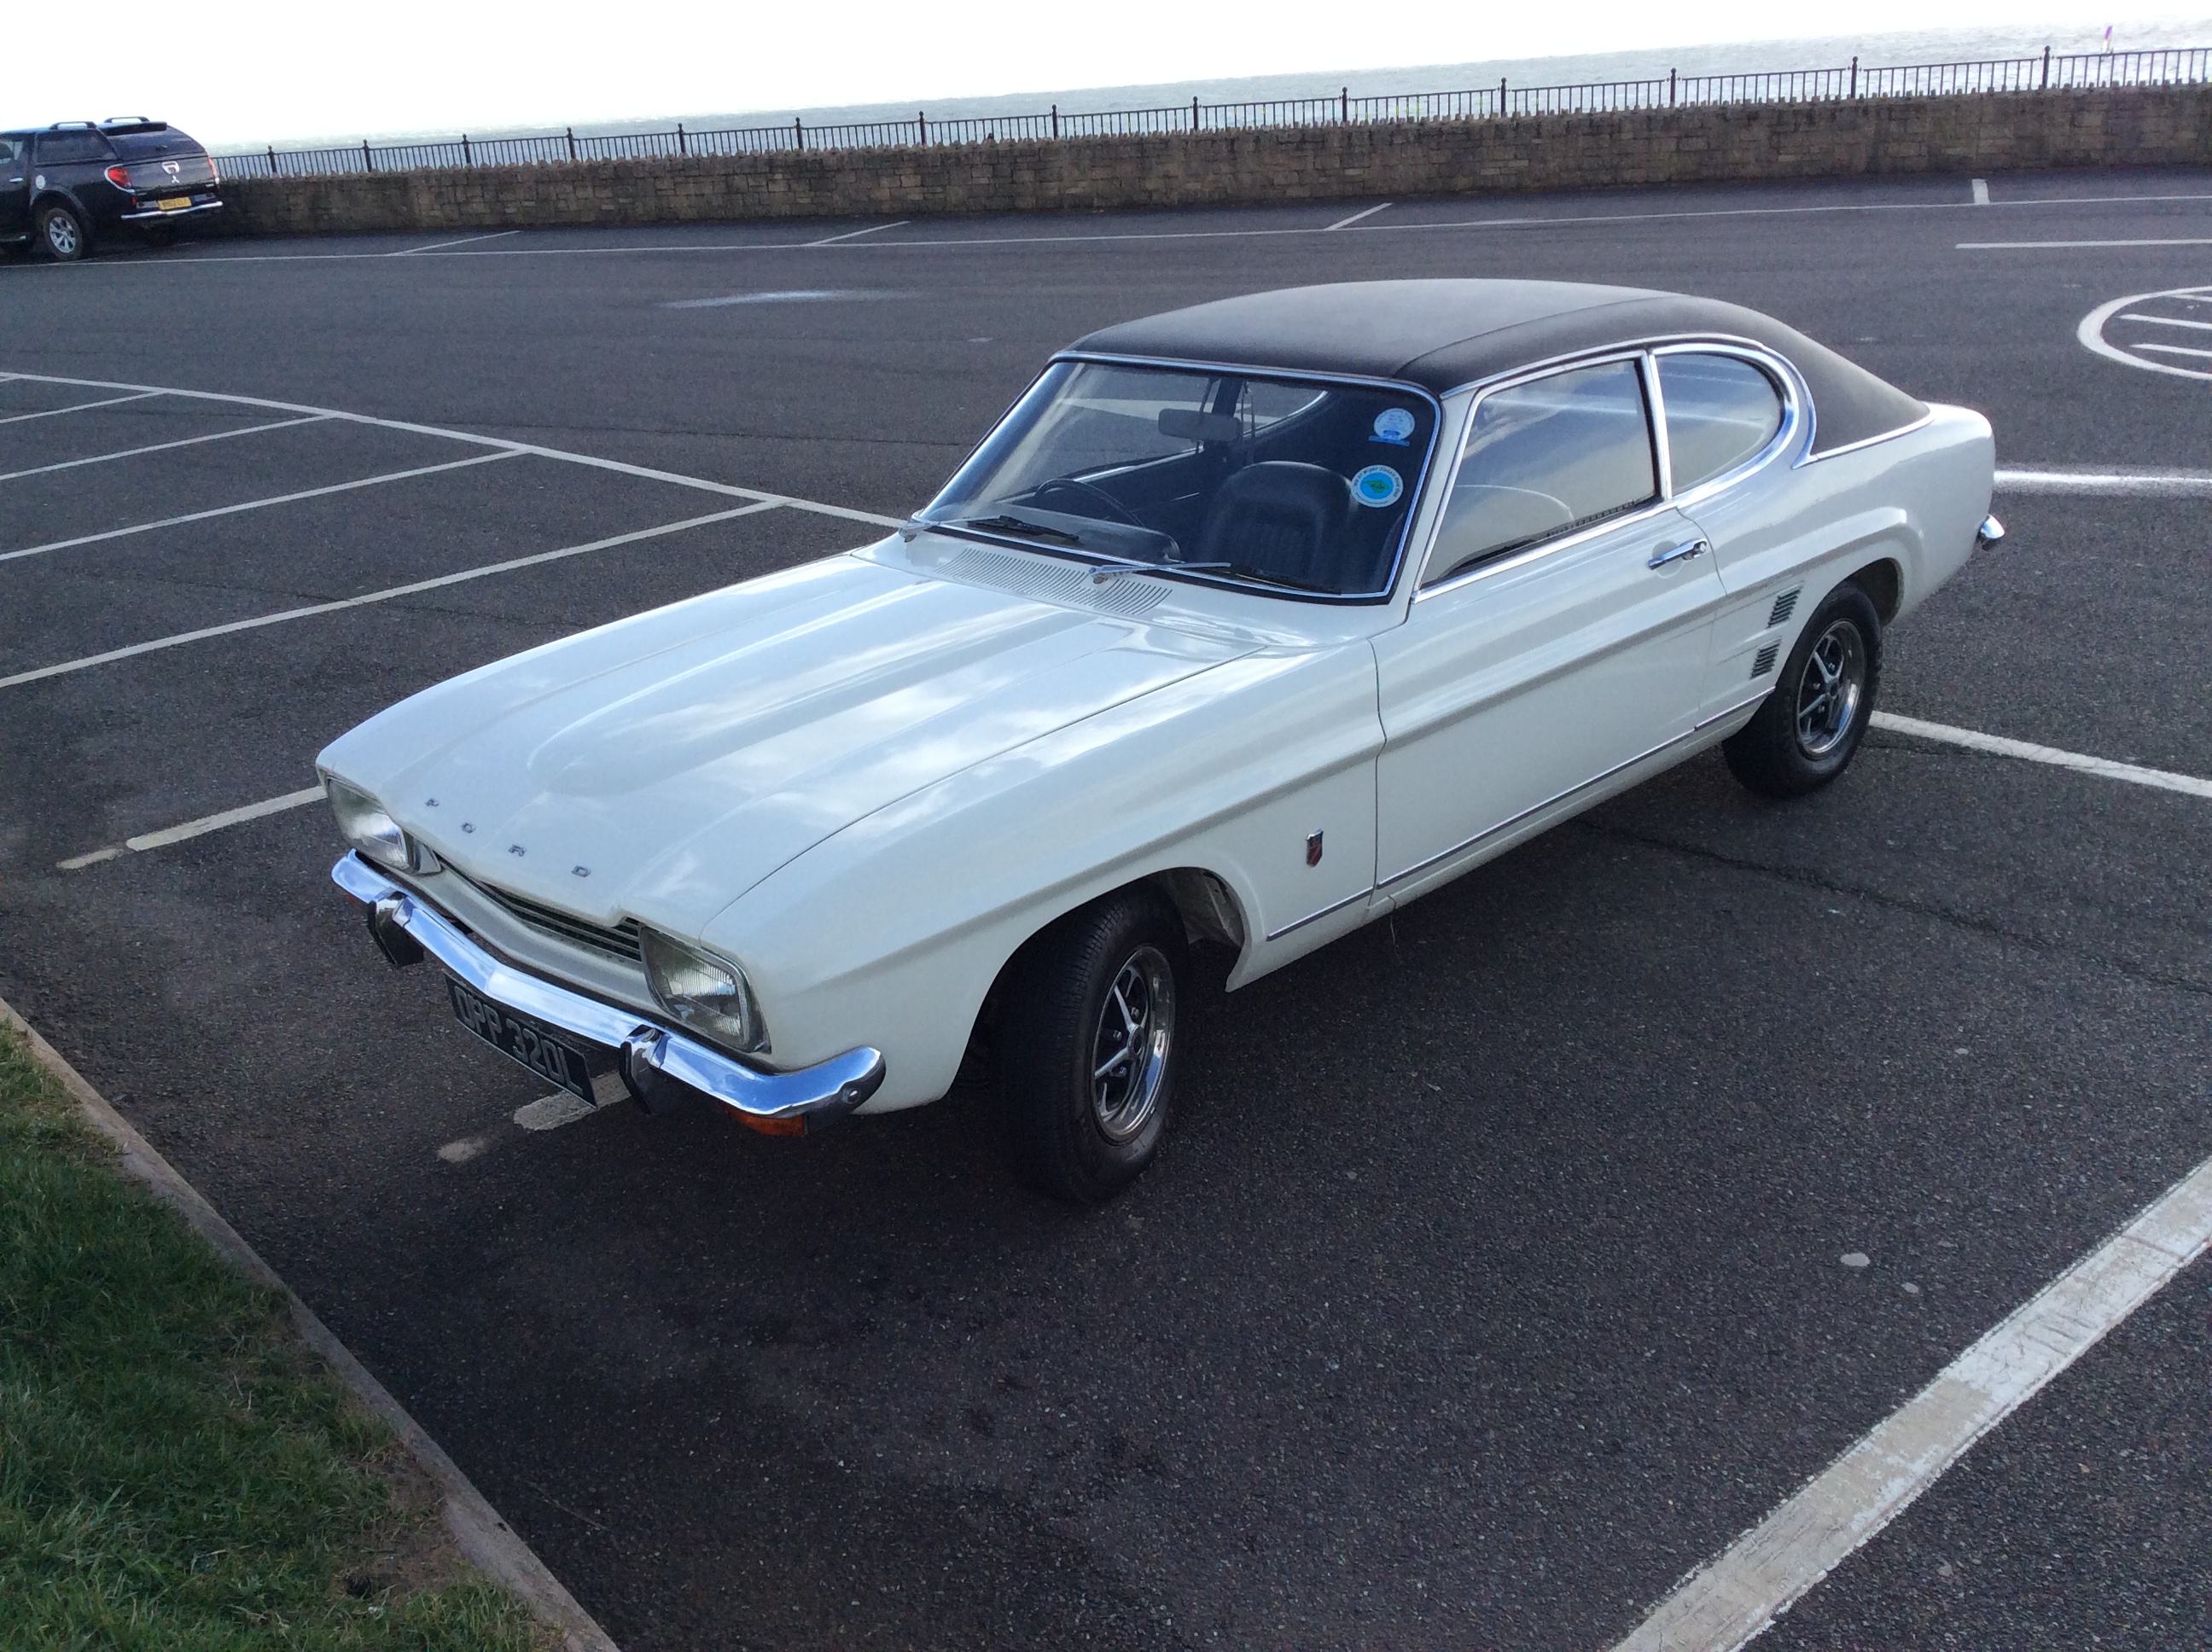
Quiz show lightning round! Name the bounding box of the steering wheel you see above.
[1032,477,1144,526]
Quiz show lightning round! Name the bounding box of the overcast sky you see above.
[26,1,2199,144]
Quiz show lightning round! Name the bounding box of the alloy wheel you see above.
[1089,945,1175,1143]
[1795,618,1866,758]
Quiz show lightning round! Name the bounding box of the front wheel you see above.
[994,887,1188,1202]
[1723,583,1882,799]
[38,203,89,261]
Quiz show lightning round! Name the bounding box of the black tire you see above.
[38,202,90,262]
[1724,582,1883,799]
[994,886,1188,1203]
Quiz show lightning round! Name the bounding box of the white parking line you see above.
[0,451,520,565]
[0,390,163,426]
[1961,236,2212,249]
[1326,202,1394,230]
[1615,1154,2212,1652]
[1970,177,1990,206]
[2139,341,2212,360]
[395,230,520,255]
[4,502,781,694]
[0,415,332,485]
[57,785,329,870]
[806,220,910,246]
[1994,465,2212,494]
[0,370,906,530]
[1872,713,2212,800]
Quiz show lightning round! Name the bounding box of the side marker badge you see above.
[1306,830,1324,867]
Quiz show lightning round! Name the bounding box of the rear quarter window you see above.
[1658,353,1785,492]
[35,131,116,165]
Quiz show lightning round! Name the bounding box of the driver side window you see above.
[1423,358,1658,585]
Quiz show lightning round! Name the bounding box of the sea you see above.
[252,19,2212,150]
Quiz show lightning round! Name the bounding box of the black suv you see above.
[1,118,222,260]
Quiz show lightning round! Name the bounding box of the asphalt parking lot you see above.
[3,166,2209,1649]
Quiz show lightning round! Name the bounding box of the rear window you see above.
[36,131,115,165]
[108,129,204,160]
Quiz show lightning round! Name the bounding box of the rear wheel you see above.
[38,202,89,261]
[1723,583,1882,799]
[995,887,1187,1202]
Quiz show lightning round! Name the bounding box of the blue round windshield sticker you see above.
[1371,408,1417,445]
[1352,465,1403,508]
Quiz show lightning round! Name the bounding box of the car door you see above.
[0,139,27,239]
[1372,354,1726,895]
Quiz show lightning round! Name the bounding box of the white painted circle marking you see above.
[2078,283,2212,381]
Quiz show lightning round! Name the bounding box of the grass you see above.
[0,1024,549,1650]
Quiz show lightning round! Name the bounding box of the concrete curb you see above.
[0,993,620,1652]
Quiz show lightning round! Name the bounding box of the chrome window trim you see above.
[1006,350,1449,605]
[1411,336,1812,602]
[1794,407,1936,466]
[1411,346,1669,600]
[1647,340,1807,506]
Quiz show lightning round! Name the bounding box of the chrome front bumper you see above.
[331,853,883,1130]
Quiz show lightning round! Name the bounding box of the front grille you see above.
[474,879,643,962]
[1751,643,1781,678]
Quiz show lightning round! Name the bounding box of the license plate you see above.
[157,195,190,212]
[445,976,594,1102]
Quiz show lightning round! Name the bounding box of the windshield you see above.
[917,360,1437,598]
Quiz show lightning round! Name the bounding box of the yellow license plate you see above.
[157,196,191,212]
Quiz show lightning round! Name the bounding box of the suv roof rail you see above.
[100,116,166,131]
[48,119,99,130]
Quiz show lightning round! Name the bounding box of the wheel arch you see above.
[1845,556,1902,624]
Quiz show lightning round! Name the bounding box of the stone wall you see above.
[215,85,2212,237]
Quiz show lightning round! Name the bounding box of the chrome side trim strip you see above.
[1695,686,1775,731]
[331,854,883,1124]
[1378,718,1717,891]
[1263,886,1373,943]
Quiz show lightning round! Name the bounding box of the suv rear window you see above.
[35,131,114,165]
[108,129,204,160]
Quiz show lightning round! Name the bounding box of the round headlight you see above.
[641,928,767,1055]
[325,777,423,873]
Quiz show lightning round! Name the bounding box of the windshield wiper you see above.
[957,514,1085,547]
[1089,558,1232,584]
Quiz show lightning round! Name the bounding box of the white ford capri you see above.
[320,279,1999,1201]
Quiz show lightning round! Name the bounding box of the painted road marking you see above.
[514,1071,630,1131]
[6,503,782,695]
[1326,202,1394,230]
[395,230,520,255]
[2077,284,2212,383]
[12,189,2212,268]
[0,370,906,530]
[1994,465,2212,494]
[1965,236,2212,249]
[0,451,521,565]
[0,415,332,484]
[661,289,899,308]
[1614,1154,2212,1651]
[1872,712,2212,801]
[1970,177,1990,206]
[0,390,163,425]
[806,220,910,246]
[57,785,329,870]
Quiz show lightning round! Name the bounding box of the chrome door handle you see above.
[1647,538,1709,569]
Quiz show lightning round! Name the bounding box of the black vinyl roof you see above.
[1070,280,1927,457]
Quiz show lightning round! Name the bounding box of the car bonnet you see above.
[317,553,1254,933]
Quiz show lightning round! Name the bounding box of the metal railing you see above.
[212,44,2212,179]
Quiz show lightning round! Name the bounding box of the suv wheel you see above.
[38,203,89,261]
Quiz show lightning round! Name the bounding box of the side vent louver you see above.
[1767,588,1802,628]
[1751,643,1781,678]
